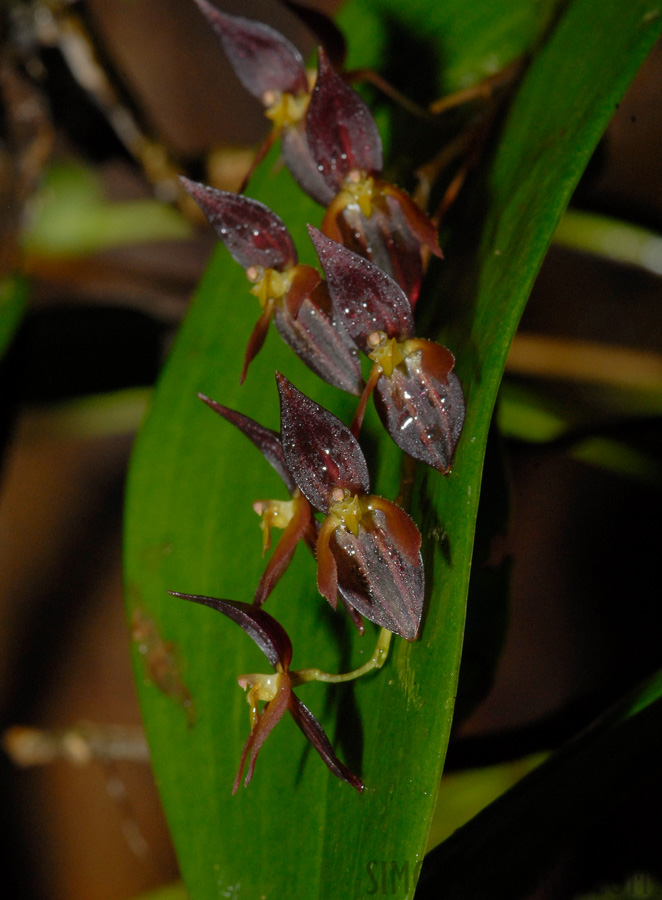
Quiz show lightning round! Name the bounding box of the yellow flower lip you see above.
[367,330,406,377]
[340,170,375,218]
[263,89,310,129]
[328,489,365,537]
[247,266,294,309]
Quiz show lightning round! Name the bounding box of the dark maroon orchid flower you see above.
[305,49,443,306]
[277,373,424,641]
[198,393,364,633]
[181,177,363,394]
[192,0,333,204]
[169,592,363,793]
[309,227,465,474]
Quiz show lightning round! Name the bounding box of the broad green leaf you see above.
[123,1,662,899]
[417,668,662,899]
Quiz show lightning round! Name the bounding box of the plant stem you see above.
[292,628,392,686]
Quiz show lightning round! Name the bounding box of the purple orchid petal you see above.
[198,393,296,494]
[308,227,414,349]
[322,196,426,307]
[280,123,336,206]
[273,285,364,396]
[193,0,308,99]
[276,373,370,513]
[306,48,383,193]
[180,177,296,271]
[169,593,293,670]
[374,356,465,474]
[331,502,424,641]
[288,692,363,792]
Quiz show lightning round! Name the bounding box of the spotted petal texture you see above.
[332,500,424,641]
[374,343,465,473]
[306,48,383,193]
[181,178,296,271]
[308,227,414,350]
[193,0,308,98]
[276,373,370,513]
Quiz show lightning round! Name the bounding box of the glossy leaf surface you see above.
[124,0,662,897]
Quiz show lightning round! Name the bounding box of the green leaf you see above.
[123,0,662,898]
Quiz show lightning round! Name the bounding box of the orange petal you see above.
[240,301,274,384]
[254,493,311,605]
[367,496,422,565]
[382,182,443,257]
[316,515,339,608]
[405,337,455,381]
[233,673,291,793]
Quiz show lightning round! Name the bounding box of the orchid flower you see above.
[169,592,363,793]
[181,177,363,393]
[192,0,333,204]
[198,393,364,633]
[305,49,443,306]
[277,373,425,641]
[309,227,465,474]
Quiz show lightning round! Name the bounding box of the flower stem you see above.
[292,628,392,686]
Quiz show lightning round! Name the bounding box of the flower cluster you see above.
[171,0,466,793]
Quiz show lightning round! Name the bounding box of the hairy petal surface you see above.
[276,373,370,512]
